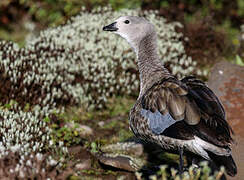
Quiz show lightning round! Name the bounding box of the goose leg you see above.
[178,146,184,174]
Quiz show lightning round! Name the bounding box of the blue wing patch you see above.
[140,109,177,135]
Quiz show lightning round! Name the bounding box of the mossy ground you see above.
[53,96,134,144]
[49,96,138,179]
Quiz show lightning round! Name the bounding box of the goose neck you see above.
[136,33,168,95]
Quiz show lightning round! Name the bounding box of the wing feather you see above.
[141,76,234,146]
[142,77,201,126]
[168,94,185,120]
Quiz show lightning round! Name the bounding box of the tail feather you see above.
[208,152,237,176]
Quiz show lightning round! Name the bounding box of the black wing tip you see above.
[208,152,237,177]
[214,115,235,143]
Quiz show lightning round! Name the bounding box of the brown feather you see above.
[165,81,179,89]
[156,93,168,115]
[185,99,201,125]
[174,86,188,96]
[150,90,159,112]
[168,94,185,120]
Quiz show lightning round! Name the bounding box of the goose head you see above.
[103,16,156,52]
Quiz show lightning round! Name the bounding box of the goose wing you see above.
[181,76,233,144]
[181,76,225,119]
[141,76,233,146]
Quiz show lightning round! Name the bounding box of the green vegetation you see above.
[51,125,82,147]
[51,96,134,147]
[2,99,18,109]
[137,162,225,180]
[12,0,244,26]
[235,55,244,66]
[0,28,28,47]
[59,96,134,123]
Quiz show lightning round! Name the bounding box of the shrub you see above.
[0,6,203,110]
[0,104,67,178]
[0,108,51,155]
[0,150,67,179]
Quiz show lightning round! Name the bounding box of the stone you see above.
[101,142,144,156]
[96,153,145,172]
[207,61,244,180]
[98,121,105,127]
[75,159,91,170]
[97,141,146,172]
[207,61,244,135]
[65,122,93,136]
[78,125,93,136]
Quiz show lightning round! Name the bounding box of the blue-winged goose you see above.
[103,16,237,176]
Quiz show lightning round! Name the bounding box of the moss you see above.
[81,169,101,175]
[81,169,118,176]
[118,129,134,142]
[107,96,135,116]
[59,96,134,123]
[67,175,83,180]
[0,28,27,47]
[102,120,118,129]
[67,175,101,180]
[2,99,18,109]
[51,125,83,147]
[158,152,181,165]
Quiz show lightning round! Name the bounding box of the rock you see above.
[98,121,105,127]
[97,142,146,172]
[68,146,83,155]
[75,159,91,170]
[208,61,244,180]
[98,139,177,173]
[78,125,93,136]
[96,153,145,172]
[65,122,93,136]
[207,61,244,136]
[101,142,144,156]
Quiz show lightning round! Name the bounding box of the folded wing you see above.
[141,76,233,146]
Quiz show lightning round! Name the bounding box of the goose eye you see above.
[124,20,130,24]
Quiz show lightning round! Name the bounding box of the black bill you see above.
[103,22,118,31]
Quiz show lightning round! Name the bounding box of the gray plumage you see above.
[103,16,237,176]
[141,109,178,135]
